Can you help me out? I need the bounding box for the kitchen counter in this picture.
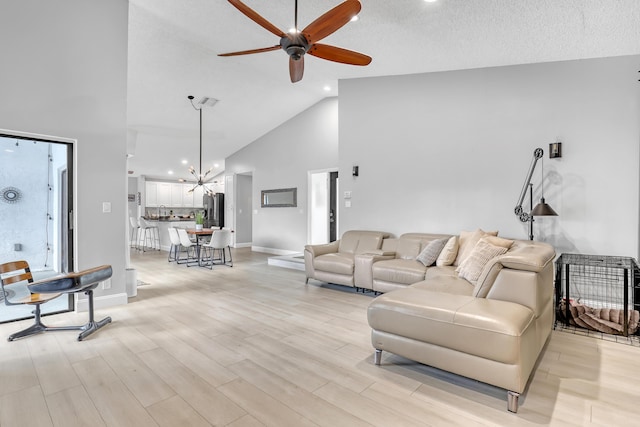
[142,216,194,222]
[139,219,196,251]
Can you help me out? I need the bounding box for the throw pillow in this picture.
[454,228,498,266]
[436,236,458,267]
[416,238,448,266]
[456,239,509,283]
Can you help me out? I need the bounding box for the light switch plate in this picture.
[344,191,352,199]
[102,202,111,213]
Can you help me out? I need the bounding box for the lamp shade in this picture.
[531,198,558,216]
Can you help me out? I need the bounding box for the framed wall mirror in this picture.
[261,188,297,208]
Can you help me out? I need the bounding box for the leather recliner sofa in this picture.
[304,230,391,287]
[306,229,556,413]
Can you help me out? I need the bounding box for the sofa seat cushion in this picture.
[368,288,535,364]
[372,259,427,285]
[314,253,354,275]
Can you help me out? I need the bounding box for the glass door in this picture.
[0,133,74,322]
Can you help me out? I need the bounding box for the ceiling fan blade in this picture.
[308,44,371,66]
[227,0,287,38]
[218,45,281,57]
[302,0,361,44]
[289,57,304,83]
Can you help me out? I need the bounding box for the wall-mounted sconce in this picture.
[549,142,562,158]
[352,166,359,177]
[514,148,558,240]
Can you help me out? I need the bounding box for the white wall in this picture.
[339,55,640,258]
[235,174,253,245]
[225,98,339,253]
[0,0,129,305]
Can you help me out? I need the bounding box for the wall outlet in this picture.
[102,279,111,290]
[345,200,352,208]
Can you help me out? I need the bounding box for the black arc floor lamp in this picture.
[514,147,558,240]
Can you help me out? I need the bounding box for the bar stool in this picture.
[129,217,140,250]
[139,218,160,251]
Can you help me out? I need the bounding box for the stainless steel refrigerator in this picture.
[203,193,224,229]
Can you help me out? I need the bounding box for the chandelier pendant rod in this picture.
[199,107,203,181]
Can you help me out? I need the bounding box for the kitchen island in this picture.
[140,217,195,251]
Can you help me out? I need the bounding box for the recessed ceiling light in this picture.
[424,0,438,3]
[323,85,331,91]
[4,149,14,153]
[214,163,219,168]
[181,159,188,164]
[168,170,174,175]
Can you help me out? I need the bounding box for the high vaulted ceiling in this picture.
[127,0,640,181]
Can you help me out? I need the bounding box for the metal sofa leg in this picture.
[373,349,382,365]
[507,391,519,413]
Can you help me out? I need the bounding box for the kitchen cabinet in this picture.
[171,183,184,207]
[182,183,194,207]
[145,182,158,207]
[193,185,204,208]
[157,183,171,206]
[145,180,204,208]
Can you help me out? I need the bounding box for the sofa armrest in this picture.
[304,240,339,258]
[354,253,395,289]
[362,250,396,257]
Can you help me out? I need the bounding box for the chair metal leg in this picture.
[76,289,111,341]
[7,303,101,341]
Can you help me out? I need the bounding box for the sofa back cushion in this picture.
[396,239,422,259]
[338,230,390,255]
[397,233,451,260]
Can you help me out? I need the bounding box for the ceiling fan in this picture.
[219,0,372,83]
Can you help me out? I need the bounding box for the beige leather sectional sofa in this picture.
[305,230,556,413]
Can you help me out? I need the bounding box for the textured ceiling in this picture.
[127,0,640,181]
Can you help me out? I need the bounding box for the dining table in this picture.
[186,228,215,266]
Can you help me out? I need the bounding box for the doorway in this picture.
[0,133,74,323]
[308,169,338,245]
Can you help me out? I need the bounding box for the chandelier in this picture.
[187,95,219,195]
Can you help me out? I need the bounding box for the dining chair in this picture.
[200,229,233,269]
[0,260,63,341]
[167,227,182,262]
[176,228,198,266]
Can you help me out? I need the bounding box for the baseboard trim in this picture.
[235,242,252,248]
[252,246,299,256]
[75,292,128,312]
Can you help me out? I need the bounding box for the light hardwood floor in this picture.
[1,248,639,426]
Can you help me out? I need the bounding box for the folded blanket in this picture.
[558,299,639,335]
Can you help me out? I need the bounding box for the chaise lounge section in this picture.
[367,237,556,412]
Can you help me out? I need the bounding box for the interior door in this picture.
[329,171,338,242]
